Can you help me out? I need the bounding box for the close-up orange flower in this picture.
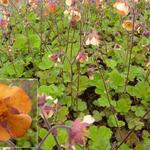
[0,0,9,6]
[0,84,32,141]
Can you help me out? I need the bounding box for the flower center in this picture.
[0,101,8,122]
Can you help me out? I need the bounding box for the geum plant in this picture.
[0,0,150,149]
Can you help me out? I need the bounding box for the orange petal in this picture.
[0,84,10,100]
[7,114,32,138]
[0,84,32,113]
[0,125,10,141]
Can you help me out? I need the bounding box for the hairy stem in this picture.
[40,107,61,150]
[37,125,70,150]
[7,140,16,148]
[94,56,123,140]
[124,3,136,92]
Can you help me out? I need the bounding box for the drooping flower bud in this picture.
[86,29,100,46]
[0,18,8,29]
[48,53,61,65]
[68,115,95,146]
[143,31,150,37]
[76,51,88,63]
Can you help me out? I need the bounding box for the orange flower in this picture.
[46,2,57,13]
[113,1,130,16]
[122,20,134,31]
[0,0,9,6]
[0,84,32,141]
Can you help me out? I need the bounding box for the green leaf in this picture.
[57,128,68,144]
[38,84,64,97]
[38,52,53,70]
[129,66,145,80]
[109,69,125,90]
[56,106,68,122]
[135,144,145,150]
[3,61,24,77]
[115,98,131,113]
[126,115,144,130]
[107,115,125,127]
[13,34,27,49]
[105,59,117,69]
[78,76,89,92]
[127,81,150,103]
[75,99,87,111]
[90,73,105,94]
[93,110,103,122]
[135,81,150,99]
[97,96,110,107]
[28,34,41,49]
[131,106,146,117]
[96,96,116,107]
[88,126,112,150]
[119,143,132,150]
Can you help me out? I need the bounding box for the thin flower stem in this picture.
[124,2,136,92]
[39,0,44,59]
[25,5,32,54]
[94,56,123,140]
[124,32,130,67]
[82,145,85,150]
[51,14,66,48]
[76,21,82,110]
[70,29,76,59]
[40,107,61,150]
[63,25,71,63]
[37,125,70,150]
[70,29,76,106]
[76,62,80,110]
[7,140,16,148]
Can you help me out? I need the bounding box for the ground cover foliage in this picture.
[0,0,150,150]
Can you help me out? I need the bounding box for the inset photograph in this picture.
[0,79,37,148]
